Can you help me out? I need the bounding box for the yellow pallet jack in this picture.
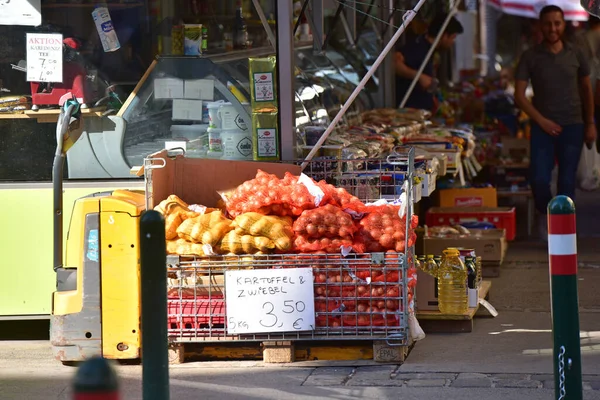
[49,96,145,363]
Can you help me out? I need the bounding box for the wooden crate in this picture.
[167,338,414,364]
[415,281,492,333]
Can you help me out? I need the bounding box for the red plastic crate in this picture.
[426,207,516,241]
[167,295,225,330]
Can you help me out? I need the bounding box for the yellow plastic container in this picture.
[437,248,468,314]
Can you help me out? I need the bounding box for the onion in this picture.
[306,224,318,236]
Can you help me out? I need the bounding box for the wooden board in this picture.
[168,339,413,364]
[416,280,492,322]
[0,107,106,123]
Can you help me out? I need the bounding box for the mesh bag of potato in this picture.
[232,212,293,251]
[177,211,233,247]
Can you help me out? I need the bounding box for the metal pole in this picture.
[72,357,120,400]
[251,0,277,51]
[345,0,357,43]
[301,0,428,170]
[310,0,324,52]
[276,0,296,161]
[140,210,170,400]
[399,2,460,108]
[547,196,582,400]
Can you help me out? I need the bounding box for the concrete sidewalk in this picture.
[2,187,600,398]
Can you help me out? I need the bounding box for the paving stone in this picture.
[451,378,492,388]
[303,376,347,386]
[352,366,396,380]
[346,379,403,387]
[490,373,529,380]
[456,372,489,380]
[584,382,593,391]
[406,379,447,387]
[303,367,353,386]
[543,380,555,390]
[396,373,457,380]
[588,381,600,390]
[495,379,540,389]
[310,367,354,377]
[531,374,556,381]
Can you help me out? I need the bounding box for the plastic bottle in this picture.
[464,256,477,290]
[475,256,482,289]
[437,248,468,314]
[416,255,426,272]
[92,5,121,53]
[424,255,439,277]
[233,0,248,50]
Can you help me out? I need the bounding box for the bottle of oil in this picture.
[434,255,442,269]
[424,255,439,277]
[475,256,482,289]
[416,255,426,271]
[437,248,468,314]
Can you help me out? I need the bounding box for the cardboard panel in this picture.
[148,150,301,207]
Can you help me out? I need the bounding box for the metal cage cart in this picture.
[154,147,417,352]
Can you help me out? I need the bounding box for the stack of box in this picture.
[248,56,280,161]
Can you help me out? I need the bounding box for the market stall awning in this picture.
[488,0,590,20]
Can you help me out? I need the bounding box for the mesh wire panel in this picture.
[166,252,410,344]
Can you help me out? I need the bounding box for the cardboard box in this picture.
[419,172,437,197]
[422,229,507,263]
[501,137,530,162]
[148,150,301,208]
[416,268,438,311]
[438,187,497,208]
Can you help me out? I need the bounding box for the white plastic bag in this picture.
[576,145,600,191]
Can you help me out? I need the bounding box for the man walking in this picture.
[514,5,597,239]
[395,13,464,110]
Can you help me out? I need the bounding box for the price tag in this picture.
[225,268,315,334]
[26,33,63,83]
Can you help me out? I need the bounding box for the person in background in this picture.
[395,13,463,111]
[514,5,597,240]
[574,16,600,151]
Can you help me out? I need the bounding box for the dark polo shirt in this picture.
[396,35,434,110]
[515,42,590,125]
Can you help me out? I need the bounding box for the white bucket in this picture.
[206,101,225,128]
[218,103,248,131]
[222,129,253,160]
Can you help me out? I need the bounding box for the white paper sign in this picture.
[26,33,63,83]
[0,0,41,26]
[184,79,214,100]
[172,99,203,121]
[154,78,184,99]
[225,268,315,334]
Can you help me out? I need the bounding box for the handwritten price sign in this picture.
[26,33,63,83]
[225,268,315,334]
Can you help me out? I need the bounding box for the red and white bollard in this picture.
[547,195,582,400]
[73,356,119,400]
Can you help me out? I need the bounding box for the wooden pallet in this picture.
[415,280,492,334]
[168,337,414,365]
